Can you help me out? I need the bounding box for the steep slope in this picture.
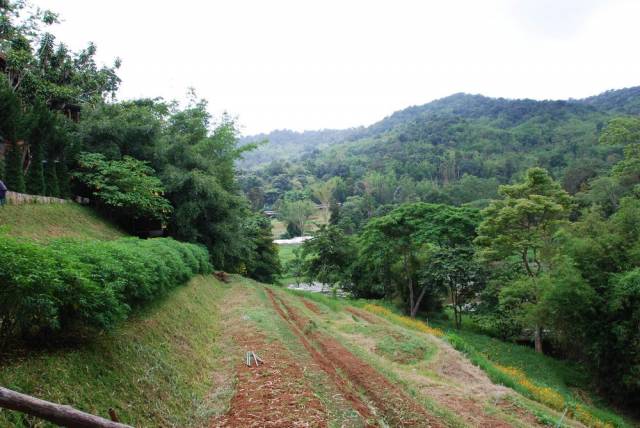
[0,203,125,241]
[0,275,229,427]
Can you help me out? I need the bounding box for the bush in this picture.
[0,236,211,345]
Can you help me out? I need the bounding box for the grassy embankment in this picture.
[0,203,125,241]
[0,276,229,427]
[0,203,226,426]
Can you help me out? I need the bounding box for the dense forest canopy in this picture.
[240,89,640,212]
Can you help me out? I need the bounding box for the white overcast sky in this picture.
[30,0,640,135]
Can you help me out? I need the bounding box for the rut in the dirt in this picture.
[212,290,328,428]
[267,291,377,426]
[267,289,444,428]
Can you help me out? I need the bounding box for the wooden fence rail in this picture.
[0,386,132,428]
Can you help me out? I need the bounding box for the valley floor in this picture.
[0,275,625,427]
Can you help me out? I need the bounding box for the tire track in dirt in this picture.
[267,291,377,426]
[267,289,444,428]
[211,283,328,428]
[302,299,321,315]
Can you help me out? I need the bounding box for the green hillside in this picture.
[0,204,125,242]
[241,87,640,211]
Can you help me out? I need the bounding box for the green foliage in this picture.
[0,276,228,427]
[302,225,355,288]
[73,152,172,225]
[242,214,282,283]
[419,246,486,328]
[356,202,480,316]
[3,140,24,192]
[0,235,211,346]
[278,199,315,236]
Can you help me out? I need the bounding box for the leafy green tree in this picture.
[4,140,24,192]
[279,199,315,237]
[155,100,255,271]
[420,246,486,329]
[607,268,640,400]
[311,177,340,222]
[284,246,305,287]
[73,152,172,226]
[360,203,479,317]
[302,225,355,291]
[476,167,572,352]
[78,100,167,161]
[242,214,281,283]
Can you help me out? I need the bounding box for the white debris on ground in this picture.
[287,282,326,293]
[274,236,312,245]
[287,282,350,297]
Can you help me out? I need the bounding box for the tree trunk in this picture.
[404,254,415,317]
[0,386,131,428]
[534,325,543,353]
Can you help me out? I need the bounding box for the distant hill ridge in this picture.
[239,85,640,170]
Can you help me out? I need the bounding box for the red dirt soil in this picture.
[346,307,379,324]
[302,299,321,315]
[268,290,444,428]
[211,328,327,428]
[267,292,376,426]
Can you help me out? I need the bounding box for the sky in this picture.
[30,0,640,135]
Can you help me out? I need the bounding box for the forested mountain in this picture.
[243,87,640,172]
[239,127,364,169]
[242,87,640,211]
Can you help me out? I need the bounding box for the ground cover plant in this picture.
[0,235,211,346]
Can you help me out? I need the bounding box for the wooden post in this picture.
[108,408,120,422]
[0,386,132,428]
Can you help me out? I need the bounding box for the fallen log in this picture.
[0,386,132,428]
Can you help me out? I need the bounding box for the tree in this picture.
[420,246,486,329]
[302,225,355,291]
[311,177,339,222]
[73,152,172,226]
[284,246,305,287]
[475,167,572,353]
[242,214,281,283]
[360,203,480,317]
[279,199,315,237]
[0,77,25,192]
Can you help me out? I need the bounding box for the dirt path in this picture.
[210,282,328,428]
[267,289,444,428]
[211,329,327,427]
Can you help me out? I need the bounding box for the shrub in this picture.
[0,236,211,346]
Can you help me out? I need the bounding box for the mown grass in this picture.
[0,203,125,241]
[0,275,226,427]
[293,292,634,428]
